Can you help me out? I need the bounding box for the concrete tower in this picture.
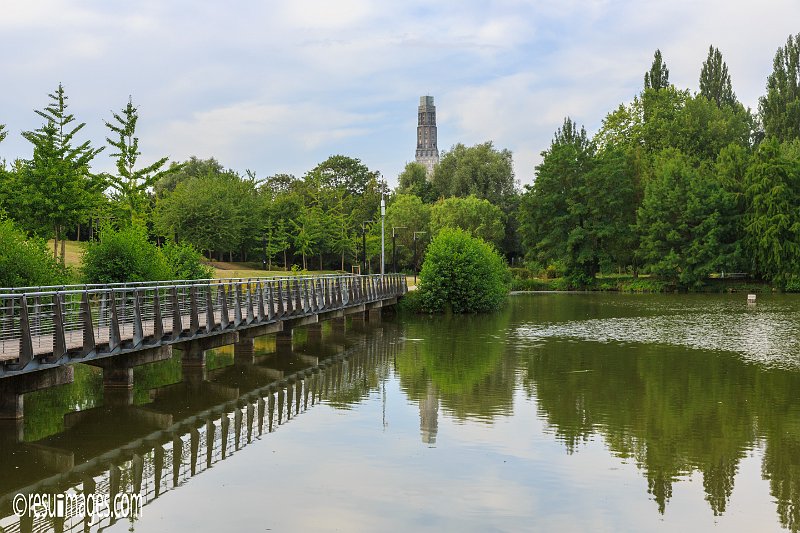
[415,96,439,175]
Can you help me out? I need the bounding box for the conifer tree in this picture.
[105,97,175,226]
[700,45,736,107]
[21,83,105,262]
[759,33,800,142]
[0,123,6,144]
[644,49,670,90]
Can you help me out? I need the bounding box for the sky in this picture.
[0,0,799,188]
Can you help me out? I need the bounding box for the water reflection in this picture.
[390,294,800,531]
[0,321,397,533]
[6,294,800,531]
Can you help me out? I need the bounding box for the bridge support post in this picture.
[331,317,346,334]
[86,345,172,390]
[276,328,293,354]
[306,322,323,341]
[367,308,382,323]
[0,366,74,420]
[0,418,24,444]
[234,338,256,365]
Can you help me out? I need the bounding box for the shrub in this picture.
[0,216,71,288]
[162,241,213,280]
[416,228,509,313]
[83,225,173,283]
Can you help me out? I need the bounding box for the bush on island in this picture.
[0,215,72,288]
[82,225,173,283]
[416,228,510,313]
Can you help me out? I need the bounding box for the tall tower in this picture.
[415,96,439,175]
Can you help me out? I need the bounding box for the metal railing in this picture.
[0,274,407,377]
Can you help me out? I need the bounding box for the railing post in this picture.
[348,277,355,305]
[153,288,164,341]
[109,291,122,351]
[81,292,95,355]
[133,289,144,348]
[234,284,243,326]
[320,279,328,310]
[189,286,200,335]
[52,292,67,361]
[267,282,276,320]
[219,285,230,329]
[205,286,216,333]
[246,283,255,324]
[16,295,34,369]
[257,282,266,322]
[304,279,313,313]
[171,287,182,339]
[293,279,303,315]
[279,280,289,316]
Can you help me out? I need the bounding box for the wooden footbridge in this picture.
[0,274,406,419]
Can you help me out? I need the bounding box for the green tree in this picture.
[518,118,595,275]
[742,138,800,283]
[291,205,325,270]
[154,156,225,198]
[644,49,670,90]
[154,169,256,260]
[0,123,6,144]
[397,161,434,202]
[759,33,800,142]
[429,195,504,248]
[19,84,105,263]
[104,97,177,226]
[636,149,729,287]
[430,141,516,207]
[700,45,736,108]
[386,193,432,270]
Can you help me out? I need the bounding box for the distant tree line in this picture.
[518,35,800,288]
[2,33,799,288]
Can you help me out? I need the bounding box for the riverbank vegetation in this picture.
[1,34,800,292]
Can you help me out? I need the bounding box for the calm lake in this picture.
[3,292,800,532]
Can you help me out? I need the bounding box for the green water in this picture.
[5,293,800,532]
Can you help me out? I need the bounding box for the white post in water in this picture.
[380,196,386,275]
[747,294,757,304]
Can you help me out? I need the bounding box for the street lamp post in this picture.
[380,196,386,276]
[413,231,426,285]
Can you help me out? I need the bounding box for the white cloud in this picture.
[0,0,799,186]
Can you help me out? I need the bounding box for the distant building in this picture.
[415,96,439,175]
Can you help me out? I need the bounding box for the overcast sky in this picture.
[1,1,798,188]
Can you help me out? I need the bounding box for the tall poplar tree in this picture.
[644,49,670,90]
[700,45,736,107]
[105,96,175,226]
[759,33,800,142]
[21,83,105,262]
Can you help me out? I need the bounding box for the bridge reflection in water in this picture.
[0,318,397,533]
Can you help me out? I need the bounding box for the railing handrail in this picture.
[0,273,392,300]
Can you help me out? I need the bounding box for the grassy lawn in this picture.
[49,242,378,281]
[47,240,84,268]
